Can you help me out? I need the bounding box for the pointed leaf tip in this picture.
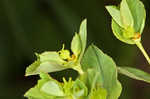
[105,5,123,27]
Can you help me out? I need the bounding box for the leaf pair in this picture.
[24,73,88,99]
[25,19,87,76]
[106,0,146,44]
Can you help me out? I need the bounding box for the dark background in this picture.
[0,0,150,99]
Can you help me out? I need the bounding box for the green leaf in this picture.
[78,19,87,61]
[125,0,146,33]
[37,73,64,96]
[105,6,123,27]
[41,81,64,96]
[24,85,54,99]
[81,45,122,99]
[25,60,41,76]
[111,19,135,44]
[24,73,59,99]
[71,33,82,58]
[25,52,69,76]
[120,0,133,27]
[118,67,150,84]
[25,61,67,76]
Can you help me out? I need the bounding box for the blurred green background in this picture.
[0,0,150,99]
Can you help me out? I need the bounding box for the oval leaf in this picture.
[81,45,122,99]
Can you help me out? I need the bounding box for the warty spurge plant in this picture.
[25,19,108,99]
[25,0,150,99]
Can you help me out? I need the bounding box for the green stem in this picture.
[73,65,84,75]
[135,41,150,65]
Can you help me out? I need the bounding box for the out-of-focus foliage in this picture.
[0,0,150,99]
